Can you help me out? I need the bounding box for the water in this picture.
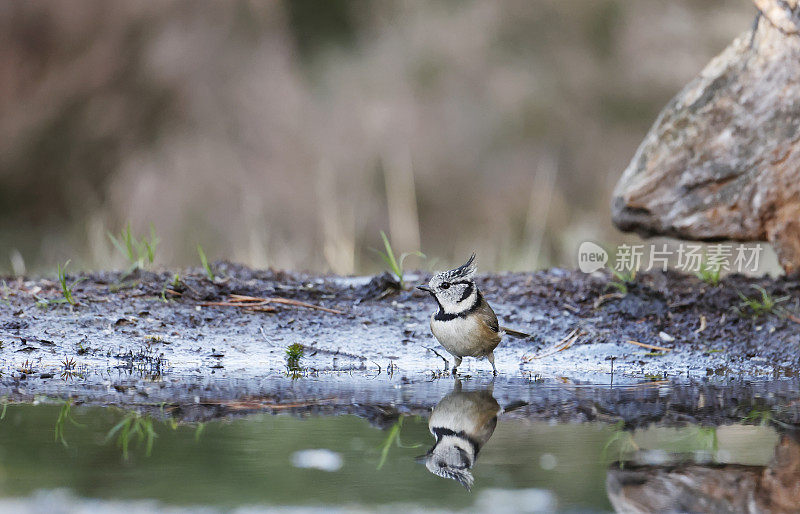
[0,382,792,512]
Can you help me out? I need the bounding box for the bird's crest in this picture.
[440,253,477,282]
[429,466,474,491]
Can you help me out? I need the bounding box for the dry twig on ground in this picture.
[522,328,583,361]
[626,340,672,352]
[199,294,344,315]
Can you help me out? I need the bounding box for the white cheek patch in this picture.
[453,290,477,312]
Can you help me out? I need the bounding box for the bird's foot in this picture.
[487,352,497,376]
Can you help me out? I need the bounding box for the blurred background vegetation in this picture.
[0,0,757,275]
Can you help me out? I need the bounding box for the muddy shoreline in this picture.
[1,263,799,425]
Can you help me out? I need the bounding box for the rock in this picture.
[612,0,800,274]
[607,435,800,513]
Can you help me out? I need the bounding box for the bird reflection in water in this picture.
[418,380,501,490]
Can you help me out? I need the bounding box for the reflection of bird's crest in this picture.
[420,382,500,491]
[427,462,474,491]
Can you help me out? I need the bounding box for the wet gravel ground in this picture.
[1,263,799,424]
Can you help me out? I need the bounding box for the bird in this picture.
[418,380,500,490]
[417,253,527,375]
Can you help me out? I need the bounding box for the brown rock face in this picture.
[611,0,800,274]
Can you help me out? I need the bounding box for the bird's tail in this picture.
[502,400,529,413]
[501,326,531,339]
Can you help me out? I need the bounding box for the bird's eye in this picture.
[440,282,450,289]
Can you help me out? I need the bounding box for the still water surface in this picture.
[0,384,789,512]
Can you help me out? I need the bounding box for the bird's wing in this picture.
[476,297,500,333]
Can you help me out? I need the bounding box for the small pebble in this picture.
[659,331,675,342]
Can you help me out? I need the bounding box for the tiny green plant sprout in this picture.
[737,285,790,318]
[376,415,422,470]
[197,244,215,281]
[285,343,304,370]
[608,267,636,295]
[601,420,639,469]
[160,273,182,303]
[108,223,159,272]
[194,422,205,443]
[57,260,84,306]
[374,231,425,290]
[54,400,84,447]
[692,426,719,454]
[105,410,158,460]
[696,257,722,286]
[743,408,774,427]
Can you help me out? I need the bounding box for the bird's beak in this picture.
[414,454,429,464]
[417,285,432,293]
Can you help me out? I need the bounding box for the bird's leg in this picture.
[487,352,497,376]
[452,356,462,375]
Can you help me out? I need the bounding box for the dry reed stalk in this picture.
[200,294,344,315]
[625,340,672,352]
[522,328,582,361]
